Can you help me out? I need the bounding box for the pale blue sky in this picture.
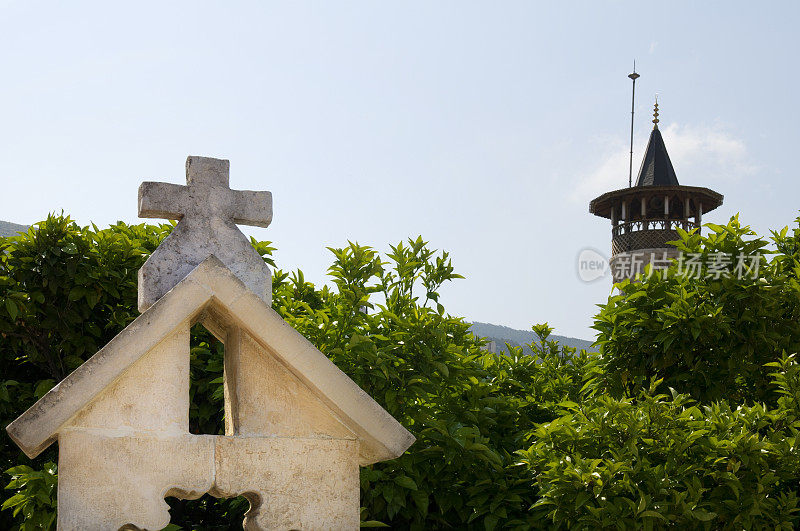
[1,1,798,339]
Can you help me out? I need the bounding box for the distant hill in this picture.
[0,221,28,238]
[469,321,596,354]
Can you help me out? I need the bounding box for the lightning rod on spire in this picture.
[627,61,640,188]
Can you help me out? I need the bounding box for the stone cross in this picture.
[137,156,273,312]
[7,155,415,529]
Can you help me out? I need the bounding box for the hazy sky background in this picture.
[1,1,798,339]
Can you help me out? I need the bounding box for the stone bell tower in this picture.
[589,100,724,282]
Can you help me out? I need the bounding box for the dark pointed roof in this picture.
[634,126,679,187]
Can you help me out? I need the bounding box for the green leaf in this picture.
[394,475,417,490]
[67,286,84,301]
[5,298,18,320]
[692,509,717,522]
[34,380,55,399]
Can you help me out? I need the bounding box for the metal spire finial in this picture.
[627,61,640,187]
[652,95,659,128]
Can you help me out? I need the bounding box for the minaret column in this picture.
[621,201,628,232]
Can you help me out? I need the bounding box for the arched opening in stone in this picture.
[188,323,226,435]
[160,493,253,530]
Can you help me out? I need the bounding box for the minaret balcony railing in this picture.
[612,219,698,237]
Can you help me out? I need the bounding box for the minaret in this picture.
[589,99,724,282]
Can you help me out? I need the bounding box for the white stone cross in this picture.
[137,156,273,312]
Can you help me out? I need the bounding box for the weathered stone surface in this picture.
[58,431,215,531]
[223,326,356,439]
[58,434,360,531]
[212,437,360,530]
[69,325,190,434]
[137,156,273,312]
[225,283,415,464]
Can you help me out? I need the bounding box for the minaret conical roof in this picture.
[634,102,679,187]
[589,94,723,228]
[635,126,679,187]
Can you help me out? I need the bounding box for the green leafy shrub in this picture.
[3,213,800,530]
[1,463,57,530]
[271,238,595,529]
[2,216,588,529]
[519,354,800,528]
[594,215,800,403]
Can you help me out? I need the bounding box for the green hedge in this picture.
[2,214,800,529]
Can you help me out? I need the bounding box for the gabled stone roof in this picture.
[7,256,415,464]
